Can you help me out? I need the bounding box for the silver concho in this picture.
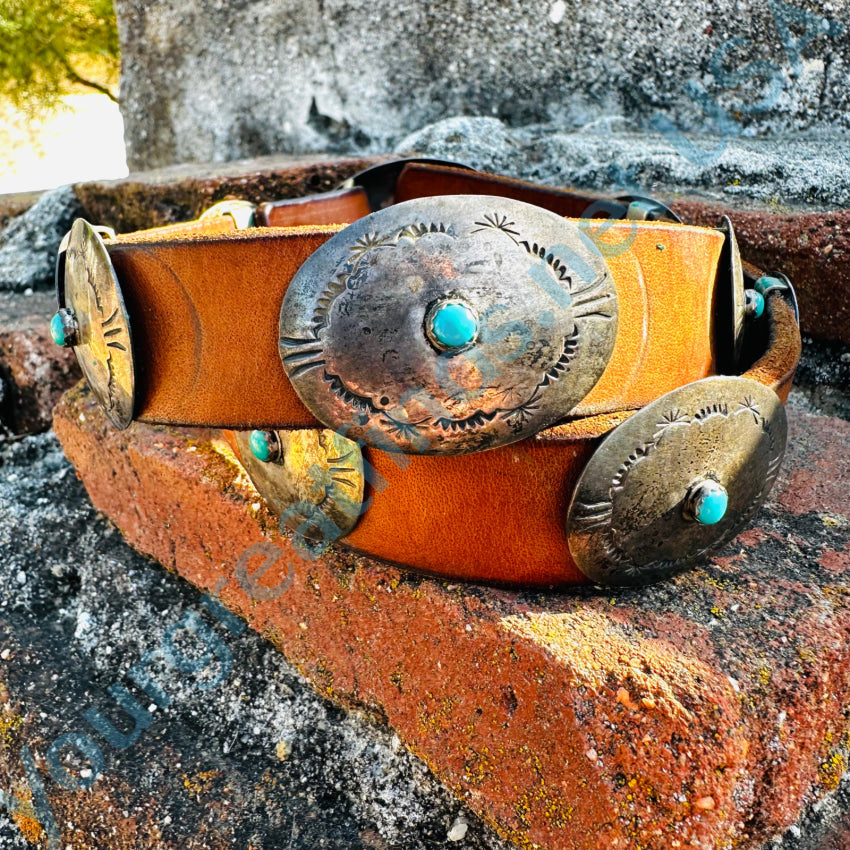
[63,219,135,429]
[566,376,787,587]
[233,429,364,554]
[279,196,618,455]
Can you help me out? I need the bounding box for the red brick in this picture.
[54,384,850,850]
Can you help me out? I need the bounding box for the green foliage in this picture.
[0,0,119,116]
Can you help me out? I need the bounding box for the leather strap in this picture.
[257,187,371,227]
[396,162,631,219]
[341,295,800,585]
[106,180,724,428]
[86,166,801,587]
[110,226,341,429]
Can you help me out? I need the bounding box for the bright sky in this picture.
[0,94,128,195]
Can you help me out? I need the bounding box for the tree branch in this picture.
[61,59,118,103]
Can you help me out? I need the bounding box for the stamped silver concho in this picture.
[279,196,618,455]
[63,219,135,429]
[566,376,787,587]
[233,429,364,553]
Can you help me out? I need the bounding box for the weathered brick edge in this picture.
[54,384,850,850]
[72,154,389,233]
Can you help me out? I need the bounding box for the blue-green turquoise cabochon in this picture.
[693,480,729,525]
[50,312,66,347]
[429,301,478,349]
[754,275,782,294]
[746,289,765,319]
[249,430,272,462]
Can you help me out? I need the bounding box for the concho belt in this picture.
[51,160,802,587]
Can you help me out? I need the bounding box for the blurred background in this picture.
[3,0,848,198]
[0,0,126,193]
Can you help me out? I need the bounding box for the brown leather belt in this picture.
[52,161,802,587]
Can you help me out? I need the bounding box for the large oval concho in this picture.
[279,196,618,455]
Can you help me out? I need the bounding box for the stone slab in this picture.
[114,0,850,171]
[53,382,850,850]
[396,119,850,212]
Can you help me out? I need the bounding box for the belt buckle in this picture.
[278,194,620,455]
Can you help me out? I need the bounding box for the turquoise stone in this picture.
[754,275,781,295]
[628,200,656,217]
[430,302,478,349]
[50,312,66,347]
[249,430,272,462]
[694,481,728,525]
[746,288,765,319]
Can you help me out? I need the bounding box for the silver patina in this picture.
[234,429,364,553]
[279,196,618,455]
[62,219,136,430]
[566,375,787,587]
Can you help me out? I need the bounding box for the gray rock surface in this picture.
[114,0,850,172]
[0,187,83,293]
[0,431,513,849]
[792,335,850,420]
[395,117,850,209]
